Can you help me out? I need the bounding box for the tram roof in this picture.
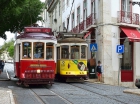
[58,38,87,43]
[16,27,56,40]
[57,32,84,39]
[57,32,86,43]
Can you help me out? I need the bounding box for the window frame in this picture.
[71,45,80,59]
[33,42,45,59]
[61,45,69,59]
[46,45,54,60]
[22,42,32,59]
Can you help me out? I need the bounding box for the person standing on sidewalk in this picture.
[96,61,103,82]
[87,56,96,78]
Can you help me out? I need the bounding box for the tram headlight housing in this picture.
[37,69,41,73]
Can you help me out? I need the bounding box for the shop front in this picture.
[120,27,140,83]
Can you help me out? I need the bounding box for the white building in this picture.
[42,0,62,36]
[43,0,140,88]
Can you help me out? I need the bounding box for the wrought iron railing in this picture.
[71,13,96,33]
[117,11,139,25]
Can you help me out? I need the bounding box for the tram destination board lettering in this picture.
[30,64,47,68]
[25,28,52,33]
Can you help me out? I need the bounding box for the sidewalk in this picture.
[86,78,140,96]
[0,69,15,104]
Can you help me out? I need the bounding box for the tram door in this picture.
[14,44,20,77]
[18,44,20,62]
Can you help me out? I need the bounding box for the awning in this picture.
[84,31,92,39]
[120,27,140,42]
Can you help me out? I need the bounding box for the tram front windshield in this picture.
[22,42,54,60]
[61,45,87,59]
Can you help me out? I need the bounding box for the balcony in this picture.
[117,11,139,25]
[71,13,96,33]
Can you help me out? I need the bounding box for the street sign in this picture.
[116,45,124,53]
[90,43,98,52]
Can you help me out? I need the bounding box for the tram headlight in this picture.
[37,69,41,73]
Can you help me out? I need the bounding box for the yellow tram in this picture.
[56,32,88,82]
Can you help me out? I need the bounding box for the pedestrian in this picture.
[88,55,96,78]
[1,60,5,72]
[0,60,2,74]
[96,61,103,82]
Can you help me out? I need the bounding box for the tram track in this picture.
[29,89,46,104]
[29,85,73,104]
[69,83,128,104]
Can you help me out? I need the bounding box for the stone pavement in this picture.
[0,69,140,104]
[0,69,15,104]
[86,78,140,96]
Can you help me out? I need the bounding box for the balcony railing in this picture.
[117,11,139,25]
[79,20,85,32]
[71,13,96,33]
[86,13,96,28]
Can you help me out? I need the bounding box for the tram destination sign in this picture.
[24,27,52,33]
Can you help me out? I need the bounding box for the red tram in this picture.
[14,27,57,86]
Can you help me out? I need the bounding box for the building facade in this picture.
[43,0,140,88]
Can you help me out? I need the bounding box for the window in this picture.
[46,43,54,59]
[62,0,65,11]
[67,0,69,6]
[59,26,61,32]
[59,1,61,16]
[63,22,65,30]
[52,14,53,24]
[77,6,80,25]
[121,0,131,23]
[55,7,57,19]
[67,17,69,30]
[83,0,87,20]
[22,42,31,59]
[33,42,44,59]
[122,0,130,12]
[81,45,86,59]
[46,11,48,20]
[71,45,80,59]
[91,0,96,19]
[61,45,69,59]
[71,12,75,28]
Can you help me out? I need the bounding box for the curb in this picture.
[7,90,15,104]
[123,89,140,96]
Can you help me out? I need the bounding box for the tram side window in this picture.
[71,45,80,59]
[61,45,69,59]
[33,42,44,59]
[81,45,86,59]
[46,44,53,59]
[22,42,31,59]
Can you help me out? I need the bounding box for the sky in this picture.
[40,0,45,2]
[0,0,45,46]
[0,32,15,46]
